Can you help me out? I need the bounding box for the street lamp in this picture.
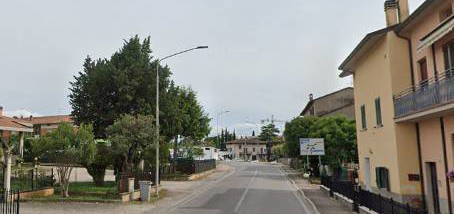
[155,46,208,197]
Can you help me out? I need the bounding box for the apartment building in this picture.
[226,137,267,161]
[340,0,454,213]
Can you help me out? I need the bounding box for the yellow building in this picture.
[341,0,454,213]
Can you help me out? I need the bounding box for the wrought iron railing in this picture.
[394,69,454,118]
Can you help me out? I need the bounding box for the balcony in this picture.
[394,70,454,121]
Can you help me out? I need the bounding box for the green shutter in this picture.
[375,98,382,126]
[376,167,382,188]
[361,105,367,130]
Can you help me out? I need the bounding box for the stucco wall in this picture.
[312,88,355,120]
[353,32,420,201]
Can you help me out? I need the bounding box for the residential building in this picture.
[340,0,454,213]
[300,87,355,120]
[20,115,73,136]
[0,107,33,158]
[196,147,220,161]
[226,137,267,161]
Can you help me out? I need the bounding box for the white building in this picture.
[196,147,220,160]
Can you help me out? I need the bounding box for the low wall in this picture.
[19,187,54,199]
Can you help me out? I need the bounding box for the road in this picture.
[159,161,314,214]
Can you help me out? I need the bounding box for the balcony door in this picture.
[443,41,454,77]
[419,58,429,86]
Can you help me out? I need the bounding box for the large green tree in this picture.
[283,115,357,169]
[69,36,171,138]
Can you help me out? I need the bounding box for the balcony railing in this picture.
[394,69,454,118]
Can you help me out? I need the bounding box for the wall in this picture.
[313,88,355,120]
[353,32,420,202]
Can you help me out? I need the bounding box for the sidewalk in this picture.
[283,167,353,214]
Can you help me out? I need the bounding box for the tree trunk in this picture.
[3,153,11,191]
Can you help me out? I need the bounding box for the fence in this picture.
[175,159,216,174]
[0,168,54,192]
[0,190,20,214]
[322,176,427,214]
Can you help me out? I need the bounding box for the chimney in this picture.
[309,94,314,101]
[397,0,410,22]
[385,0,399,26]
[0,106,3,117]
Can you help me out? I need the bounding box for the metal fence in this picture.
[0,168,54,192]
[322,176,427,214]
[0,190,20,214]
[394,70,454,118]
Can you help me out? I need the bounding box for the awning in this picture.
[418,16,454,51]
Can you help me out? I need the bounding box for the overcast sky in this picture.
[0,0,425,136]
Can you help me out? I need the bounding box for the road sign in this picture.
[300,138,325,156]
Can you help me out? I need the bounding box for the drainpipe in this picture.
[439,117,453,214]
[415,123,427,209]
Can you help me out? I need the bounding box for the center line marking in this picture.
[234,169,258,213]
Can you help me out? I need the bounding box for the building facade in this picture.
[340,0,454,213]
[226,137,267,161]
[20,115,73,136]
[0,107,33,158]
[300,87,355,120]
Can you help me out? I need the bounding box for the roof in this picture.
[301,87,354,115]
[0,116,33,132]
[338,26,397,77]
[20,115,73,125]
[396,0,440,34]
[226,137,266,145]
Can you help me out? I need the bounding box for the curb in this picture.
[281,167,321,214]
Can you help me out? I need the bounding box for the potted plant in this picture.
[447,171,454,182]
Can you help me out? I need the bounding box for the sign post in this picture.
[300,138,325,176]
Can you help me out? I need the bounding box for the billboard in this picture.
[300,138,325,156]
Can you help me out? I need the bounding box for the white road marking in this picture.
[280,168,313,214]
[163,166,237,214]
[234,169,258,213]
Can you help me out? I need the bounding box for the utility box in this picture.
[139,181,152,202]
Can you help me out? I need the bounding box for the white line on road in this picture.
[234,169,258,213]
[280,168,313,214]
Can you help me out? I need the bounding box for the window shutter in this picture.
[361,105,367,130]
[376,168,382,188]
[383,168,390,191]
[375,98,382,126]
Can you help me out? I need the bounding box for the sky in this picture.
[0,0,425,136]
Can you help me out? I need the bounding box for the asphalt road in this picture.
[162,161,314,214]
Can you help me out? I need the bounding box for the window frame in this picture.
[376,167,390,191]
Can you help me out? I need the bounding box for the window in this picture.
[443,41,454,77]
[376,167,390,191]
[375,97,383,126]
[419,58,428,86]
[360,105,367,130]
[205,148,210,151]
[440,7,452,22]
[245,148,248,153]
[261,148,263,154]
[253,147,256,152]
[239,145,242,149]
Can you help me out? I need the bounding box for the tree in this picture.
[32,123,96,197]
[283,115,357,170]
[69,36,171,138]
[107,114,156,173]
[81,141,113,186]
[258,123,280,161]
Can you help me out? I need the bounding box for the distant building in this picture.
[20,115,73,136]
[196,147,220,160]
[300,87,355,120]
[226,137,267,161]
[0,106,33,158]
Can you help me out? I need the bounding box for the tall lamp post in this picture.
[155,46,208,197]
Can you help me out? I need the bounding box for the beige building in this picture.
[226,137,267,161]
[340,0,454,213]
[300,87,355,120]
